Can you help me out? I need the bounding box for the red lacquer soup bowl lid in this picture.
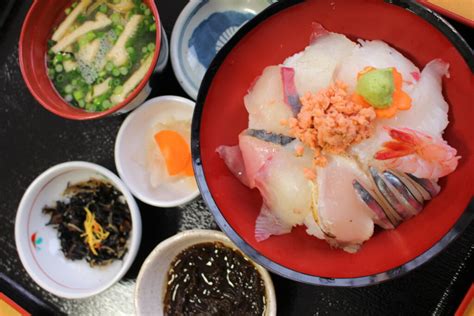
[192,0,474,286]
[19,0,161,120]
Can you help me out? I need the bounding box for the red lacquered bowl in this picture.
[19,0,161,120]
[192,0,474,286]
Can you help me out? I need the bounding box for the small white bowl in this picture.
[135,229,277,316]
[171,0,275,99]
[15,161,142,299]
[115,95,200,208]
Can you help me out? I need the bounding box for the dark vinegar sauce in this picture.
[163,242,266,316]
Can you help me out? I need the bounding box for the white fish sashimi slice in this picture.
[350,59,450,167]
[385,59,449,138]
[255,206,292,242]
[304,213,325,240]
[236,134,313,241]
[254,149,312,228]
[335,40,420,92]
[284,32,356,96]
[312,155,375,251]
[244,66,293,135]
[239,133,281,188]
[216,145,250,187]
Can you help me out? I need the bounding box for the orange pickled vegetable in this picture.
[183,160,194,176]
[154,130,193,176]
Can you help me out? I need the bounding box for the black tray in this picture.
[0,0,472,315]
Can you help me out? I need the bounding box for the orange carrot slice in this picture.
[375,103,398,118]
[392,68,403,89]
[351,93,371,108]
[357,66,375,80]
[183,160,194,176]
[393,90,412,110]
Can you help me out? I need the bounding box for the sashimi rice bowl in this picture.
[217,22,460,254]
[194,0,474,284]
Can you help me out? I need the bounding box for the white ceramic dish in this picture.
[15,161,142,299]
[154,25,170,73]
[170,0,275,99]
[115,95,199,208]
[135,229,277,315]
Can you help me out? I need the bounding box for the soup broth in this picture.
[47,0,157,112]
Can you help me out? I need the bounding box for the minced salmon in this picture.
[288,81,376,167]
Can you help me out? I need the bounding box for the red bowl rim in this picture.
[18,0,162,120]
[191,0,474,286]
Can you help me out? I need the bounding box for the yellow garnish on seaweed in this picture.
[81,206,109,255]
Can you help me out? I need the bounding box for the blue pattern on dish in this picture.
[188,11,254,69]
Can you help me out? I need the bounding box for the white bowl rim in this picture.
[15,161,142,299]
[134,229,277,315]
[115,95,200,208]
[170,0,203,100]
[170,1,276,100]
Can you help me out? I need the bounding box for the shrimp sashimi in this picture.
[375,127,460,179]
[350,59,450,167]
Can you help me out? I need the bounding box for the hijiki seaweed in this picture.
[43,178,132,267]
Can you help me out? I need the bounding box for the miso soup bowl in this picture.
[19,0,162,120]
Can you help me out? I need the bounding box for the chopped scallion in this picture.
[99,4,107,13]
[73,90,84,101]
[102,99,112,109]
[119,67,128,75]
[105,62,114,72]
[112,68,121,77]
[56,74,65,83]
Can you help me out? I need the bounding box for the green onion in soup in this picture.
[47,0,157,112]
